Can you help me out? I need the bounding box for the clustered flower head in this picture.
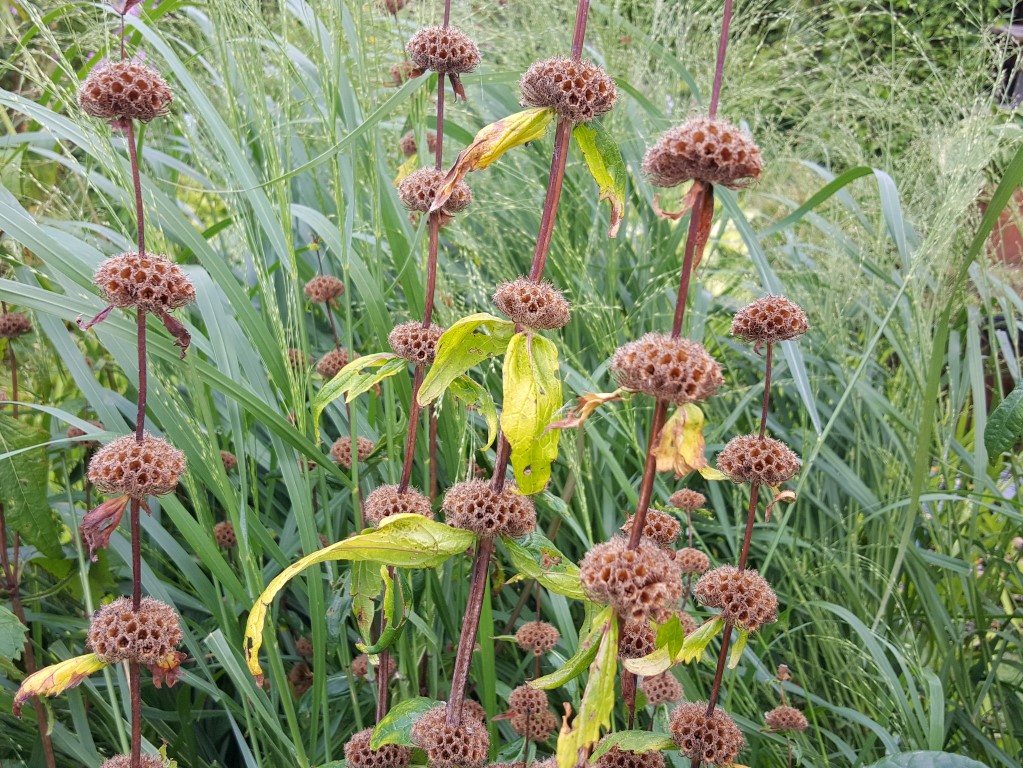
[67,419,104,445]
[352,652,370,678]
[288,348,312,370]
[612,333,723,405]
[221,450,237,471]
[406,26,481,74]
[100,756,169,768]
[669,702,745,766]
[640,671,684,707]
[364,484,434,527]
[507,685,557,742]
[316,347,350,379]
[401,130,438,158]
[515,620,560,655]
[695,565,778,632]
[717,434,799,486]
[213,520,236,548]
[508,683,547,715]
[295,636,313,658]
[0,312,32,338]
[579,537,682,622]
[398,168,473,216]
[519,57,617,123]
[78,60,173,123]
[93,252,195,314]
[88,434,185,498]
[389,321,445,366]
[87,596,182,665]
[618,619,656,659]
[442,479,536,538]
[731,296,807,345]
[669,488,705,511]
[642,116,762,189]
[675,547,710,575]
[492,278,570,330]
[764,705,808,733]
[594,743,666,768]
[331,435,375,468]
[345,728,412,768]
[410,704,490,768]
[620,509,681,547]
[304,275,345,303]
[289,661,313,695]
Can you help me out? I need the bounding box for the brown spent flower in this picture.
[442,479,536,538]
[618,620,656,660]
[731,296,807,345]
[508,684,548,715]
[220,450,237,472]
[620,509,681,547]
[288,348,313,371]
[289,661,313,696]
[0,312,32,339]
[94,252,196,314]
[213,520,236,549]
[100,756,168,768]
[88,434,185,498]
[331,436,376,468]
[304,275,345,303]
[295,636,314,659]
[594,744,665,768]
[462,699,488,722]
[411,704,490,768]
[579,538,683,622]
[67,419,104,445]
[695,565,778,632]
[642,117,762,189]
[352,653,370,678]
[669,488,705,511]
[777,663,792,682]
[398,168,472,215]
[406,26,481,74]
[515,620,560,655]
[677,611,697,636]
[640,671,684,707]
[364,484,434,527]
[676,547,710,576]
[669,702,745,766]
[78,60,172,123]
[764,705,808,733]
[717,434,799,486]
[345,728,413,768]
[389,321,445,366]
[492,278,570,330]
[519,57,617,123]
[316,347,351,379]
[612,333,723,405]
[401,130,438,158]
[87,596,182,665]
[510,709,559,742]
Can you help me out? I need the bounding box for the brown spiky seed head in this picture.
[220,450,237,471]
[316,348,351,379]
[0,312,32,339]
[612,334,723,405]
[289,661,313,695]
[676,547,710,576]
[669,702,744,766]
[519,57,617,123]
[492,278,570,330]
[677,611,697,636]
[411,704,490,768]
[579,538,683,622]
[669,489,705,511]
[352,653,370,678]
[78,60,172,123]
[88,434,185,498]
[618,620,656,660]
[406,26,481,74]
[764,705,808,733]
[67,419,104,444]
[620,509,681,547]
[508,684,548,715]
[401,130,438,158]
[510,709,559,742]
[731,296,807,344]
[594,744,665,768]
[304,275,345,303]
[515,620,560,655]
[388,321,445,366]
[442,479,536,538]
[492,761,557,768]
[288,348,312,370]
[462,699,488,722]
[87,596,182,665]
[100,756,168,768]
[93,252,196,313]
[331,436,375,468]
[295,636,314,658]
[777,663,791,681]
[364,484,434,527]
[345,728,413,768]
[695,565,778,632]
[717,434,799,486]
[642,117,762,189]
[213,521,236,548]
[398,168,472,215]
[640,671,684,707]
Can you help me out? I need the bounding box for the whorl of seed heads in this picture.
[213,521,236,549]
[764,705,809,733]
[515,620,560,655]
[620,509,681,547]
[461,699,488,722]
[401,130,438,158]
[316,347,350,379]
[295,636,313,658]
[406,26,481,74]
[304,275,345,303]
[618,620,656,659]
[670,488,706,511]
[642,117,763,189]
[87,596,182,665]
[0,312,32,338]
[510,709,559,742]
[331,436,375,469]
[67,419,104,443]
[731,296,807,345]
[78,60,172,123]
[676,547,710,575]
[410,705,490,768]
[611,334,723,405]
[492,278,570,330]
[508,684,548,715]
[677,611,697,636]
[93,252,196,313]
[579,538,683,622]
[345,728,412,768]
[640,671,685,707]
[594,744,665,768]
[88,434,185,498]
[100,756,168,768]
[289,661,313,695]
[491,760,557,768]
[398,168,472,214]
[218,451,237,472]
[519,57,617,123]
[364,484,434,527]
[442,479,536,538]
[352,653,370,678]
[717,434,800,486]
[695,565,778,632]
[389,321,445,366]
[288,348,312,370]
[669,702,745,766]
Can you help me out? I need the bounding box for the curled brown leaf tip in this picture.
[77,305,114,332]
[450,74,467,101]
[80,495,132,561]
[159,311,191,358]
[148,650,187,688]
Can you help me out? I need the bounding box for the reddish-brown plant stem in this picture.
[129,660,142,767]
[759,343,773,439]
[397,366,426,494]
[709,0,733,119]
[445,535,494,726]
[570,0,590,60]
[376,606,390,722]
[125,122,145,256]
[136,310,147,441]
[7,341,17,419]
[527,119,572,282]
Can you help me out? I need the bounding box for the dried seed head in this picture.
[87,596,182,665]
[288,348,313,371]
[401,130,438,158]
[411,704,490,768]
[389,321,445,366]
[100,756,168,768]
[669,702,745,766]
[94,252,195,314]
[398,168,472,215]
[777,664,791,681]
[442,479,536,538]
[213,520,236,548]
[764,705,808,733]
[406,26,481,74]
[695,565,778,632]
[289,661,313,695]
[508,684,548,715]
[364,484,434,527]
[67,419,104,445]
[716,434,799,486]
[352,653,370,678]
[492,278,570,330]
[579,538,683,622]
[88,434,185,498]
[677,611,697,636]
[676,547,710,575]
[461,699,488,722]
[304,275,345,303]
[669,489,705,511]
[515,620,560,655]
[383,0,409,15]
[0,312,32,338]
[345,728,413,768]
[389,61,421,86]
[519,57,617,123]
[331,436,375,468]
[639,671,684,707]
[510,709,559,742]
[620,509,681,547]
[618,619,656,659]
[295,636,313,658]
[642,117,762,189]
[611,334,723,405]
[78,60,172,123]
[731,296,807,344]
[594,744,666,768]
[316,347,351,379]
[220,450,237,471]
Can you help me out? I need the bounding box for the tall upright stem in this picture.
[125,122,145,257]
[445,536,494,725]
[709,0,733,119]
[136,311,147,440]
[527,119,573,281]
[7,342,17,419]
[759,344,773,438]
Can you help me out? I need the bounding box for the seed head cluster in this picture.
[100,756,168,768]
[401,130,438,158]
[669,702,745,766]
[511,709,559,742]
[352,653,370,678]
[389,321,445,366]
[79,61,172,123]
[364,484,434,527]
[442,479,536,538]
[461,699,488,722]
[669,489,705,511]
[67,419,104,444]
[508,684,547,715]
[612,333,723,405]
[406,26,481,74]
[764,705,808,732]
[618,620,656,659]
[717,434,799,487]
[295,636,313,658]
[620,509,681,547]
[288,348,312,370]
[731,296,807,344]
[331,436,375,468]
[87,596,182,665]
[642,117,762,189]
[213,521,236,549]
[345,728,412,768]
[519,57,617,123]
[640,671,684,707]
[675,547,711,576]
[515,620,560,655]
[0,312,31,338]
[316,348,351,379]
[492,278,570,330]
[695,565,778,632]
[221,450,237,471]
[289,661,313,695]
[411,704,490,768]
[88,434,185,498]
[594,744,665,768]
[304,275,345,303]
[398,168,472,215]
[94,252,195,314]
[579,538,683,622]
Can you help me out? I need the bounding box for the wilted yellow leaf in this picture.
[654,404,709,478]
[546,390,622,432]
[13,653,107,716]
[393,154,418,186]
[573,122,626,238]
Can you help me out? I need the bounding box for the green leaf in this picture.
[501,531,586,601]
[621,645,673,677]
[312,353,405,430]
[984,381,1023,457]
[501,333,562,495]
[572,122,627,238]
[677,617,725,664]
[531,606,612,690]
[350,560,384,645]
[656,615,687,659]
[358,566,409,654]
[0,413,63,558]
[418,314,516,406]
[589,732,676,762]
[0,605,27,660]
[861,753,989,768]
[727,628,749,669]
[448,375,499,449]
[371,696,443,748]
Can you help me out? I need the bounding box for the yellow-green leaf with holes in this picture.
[501,531,585,601]
[418,314,516,406]
[14,653,107,715]
[448,375,499,449]
[572,122,626,238]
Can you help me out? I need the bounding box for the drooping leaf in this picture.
[448,375,499,449]
[861,753,989,768]
[621,644,673,677]
[418,314,516,406]
[358,566,409,654]
[546,390,622,432]
[572,122,626,238]
[0,605,27,660]
[531,606,612,690]
[0,413,64,558]
[677,617,725,664]
[13,653,108,716]
[350,560,384,645]
[764,489,796,522]
[654,404,709,478]
[312,353,405,429]
[371,696,443,748]
[501,532,585,601]
[984,381,1023,457]
[727,628,749,669]
[589,732,676,761]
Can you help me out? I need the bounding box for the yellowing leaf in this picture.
[393,154,418,186]
[13,653,107,716]
[418,314,516,406]
[677,617,725,664]
[448,375,499,449]
[546,390,622,432]
[572,122,627,238]
[501,531,585,601]
[621,644,673,677]
[698,466,729,481]
[727,628,749,670]
[589,732,676,762]
[654,404,709,478]
[350,560,384,645]
[765,489,796,522]
[531,606,611,690]
[313,353,405,435]
[556,613,618,768]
